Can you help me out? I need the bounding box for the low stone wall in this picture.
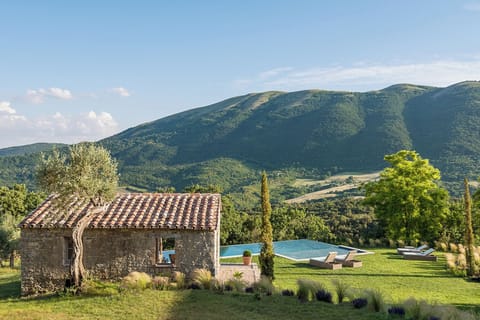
[20,228,219,295]
[217,263,261,285]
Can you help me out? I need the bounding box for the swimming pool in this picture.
[220,239,369,261]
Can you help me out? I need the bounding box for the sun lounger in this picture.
[397,244,429,255]
[334,251,362,267]
[309,252,342,269]
[403,248,437,261]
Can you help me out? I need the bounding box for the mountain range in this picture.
[2,81,480,202]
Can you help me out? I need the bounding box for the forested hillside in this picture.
[1,81,480,200]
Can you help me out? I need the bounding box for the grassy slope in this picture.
[1,82,480,198]
[1,249,478,319]
[0,143,66,157]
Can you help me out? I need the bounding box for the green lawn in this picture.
[0,249,478,320]
[272,249,479,311]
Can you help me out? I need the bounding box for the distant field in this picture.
[287,172,380,203]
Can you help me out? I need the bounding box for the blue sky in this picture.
[1,1,480,148]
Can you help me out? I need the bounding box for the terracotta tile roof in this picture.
[19,193,221,231]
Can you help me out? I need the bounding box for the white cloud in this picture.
[26,87,73,104]
[234,59,480,92]
[0,101,16,114]
[111,87,131,97]
[0,110,119,148]
[258,67,294,80]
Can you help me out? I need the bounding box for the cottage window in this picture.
[63,237,74,265]
[155,237,175,265]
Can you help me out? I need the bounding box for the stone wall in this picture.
[20,228,219,295]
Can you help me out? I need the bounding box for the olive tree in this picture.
[37,143,118,289]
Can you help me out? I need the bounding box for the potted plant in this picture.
[242,250,252,265]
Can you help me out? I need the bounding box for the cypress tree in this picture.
[259,171,275,280]
[464,178,477,277]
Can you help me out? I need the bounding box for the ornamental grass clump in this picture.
[445,252,468,276]
[152,276,170,290]
[402,298,478,320]
[253,275,275,296]
[191,268,213,290]
[121,271,152,290]
[365,289,386,312]
[225,278,246,292]
[434,241,448,252]
[296,279,324,303]
[172,271,187,290]
[403,298,439,320]
[331,279,350,303]
[449,243,458,253]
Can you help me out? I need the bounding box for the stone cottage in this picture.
[18,192,221,295]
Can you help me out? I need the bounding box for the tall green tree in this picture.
[37,143,118,289]
[0,184,44,264]
[463,178,477,277]
[259,172,274,280]
[364,150,449,243]
[271,207,331,241]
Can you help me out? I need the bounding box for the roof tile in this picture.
[19,193,221,231]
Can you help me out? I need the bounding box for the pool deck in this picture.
[220,239,374,261]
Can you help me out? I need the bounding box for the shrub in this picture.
[388,239,396,248]
[81,279,119,296]
[225,278,246,292]
[315,289,333,303]
[297,279,324,302]
[403,298,478,320]
[397,240,405,248]
[191,268,213,290]
[253,275,274,296]
[242,250,252,257]
[449,243,458,253]
[365,289,386,312]
[121,272,152,290]
[438,242,448,252]
[403,298,433,320]
[388,306,405,316]
[457,253,467,269]
[281,289,295,296]
[172,271,187,289]
[352,298,368,309]
[358,238,365,246]
[331,279,350,303]
[152,276,170,290]
[188,283,201,290]
[245,286,254,293]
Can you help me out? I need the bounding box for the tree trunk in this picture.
[9,250,16,268]
[464,178,477,277]
[71,206,106,289]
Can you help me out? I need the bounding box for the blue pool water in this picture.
[163,239,367,262]
[220,239,366,261]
